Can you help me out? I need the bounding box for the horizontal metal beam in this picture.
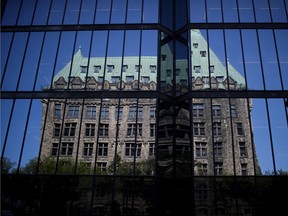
[174,90,288,103]
[2,22,287,33]
[0,90,173,101]
[1,90,287,101]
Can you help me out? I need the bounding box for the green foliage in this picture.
[1,157,16,174]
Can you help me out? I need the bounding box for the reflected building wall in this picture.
[40,30,260,177]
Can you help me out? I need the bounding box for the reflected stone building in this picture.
[40,30,259,177]
[39,30,260,214]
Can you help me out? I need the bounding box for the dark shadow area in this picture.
[2,175,288,216]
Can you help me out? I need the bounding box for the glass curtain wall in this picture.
[1,0,288,215]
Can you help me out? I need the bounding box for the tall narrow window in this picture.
[150,107,156,118]
[150,124,156,137]
[68,105,79,118]
[214,142,223,157]
[53,123,61,137]
[83,143,93,157]
[128,106,143,120]
[61,143,74,156]
[86,106,96,119]
[54,104,61,118]
[101,106,109,119]
[98,143,108,156]
[51,143,59,156]
[99,124,109,137]
[85,123,95,137]
[195,142,207,158]
[149,143,155,156]
[237,123,244,135]
[213,122,222,136]
[63,123,76,137]
[231,105,237,117]
[193,122,205,135]
[239,142,247,157]
[212,105,221,117]
[241,163,248,176]
[193,104,204,117]
[214,162,223,176]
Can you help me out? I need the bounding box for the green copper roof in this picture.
[53,30,245,88]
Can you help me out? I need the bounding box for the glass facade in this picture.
[1,0,288,215]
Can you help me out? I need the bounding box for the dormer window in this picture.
[126,76,134,83]
[202,76,209,84]
[94,65,101,73]
[161,55,167,61]
[166,69,172,77]
[98,76,104,83]
[122,65,128,72]
[150,65,156,73]
[80,66,88,73]
[209,65,215,73]
[111,76,120,83]
[176,69,180,76]
[107,65,114,72]
[135,65,142,72]
[200,51,206,57]
[142,76,150,84]
[193,43,198,48]
[216,76,224,82]
[194,66,201,73]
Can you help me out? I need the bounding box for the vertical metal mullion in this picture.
[69,0,84,173]
[131,1,145,210]
[187,0,195,211]
[54,0,69,174]
[0,0,24,88]
[36,100,51,174]
[16,99,33,173]
[14,0,40,91]
[283,0,288,21]
[13,0,41,175]
[204,0,208,23]
[267,0,274,23]
[1,0,7,21]
[205,27,218,215]
[34,0,53,172]
[1,0,39,169]
[111,0,129,208]
[222,18,239,214]
[238,27,259,177]
[91,0,113,212]
[0,99,16,163]
[90,98,102,211]
[270,29,288,128]
[253,30,278,176]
